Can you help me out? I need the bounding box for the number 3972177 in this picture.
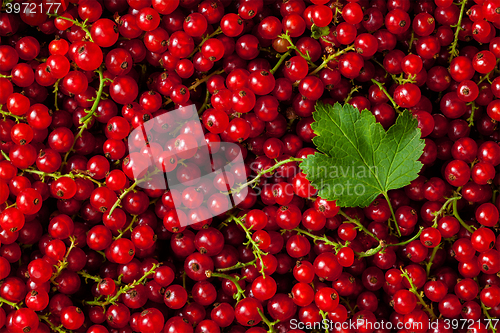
[5,2,61,14]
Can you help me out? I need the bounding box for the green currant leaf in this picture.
[300,102,425,207]
[310,24,330,40]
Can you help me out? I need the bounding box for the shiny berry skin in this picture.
[1,2,500,332]
[234,297,263,326]
[60,306,85,330]
[221,14,244,37]
[315,287,339,312]
[110,76,139,105]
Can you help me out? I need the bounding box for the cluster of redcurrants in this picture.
[0,0,499,333]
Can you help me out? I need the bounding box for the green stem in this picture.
[292,227,345,254]
[5,202,16,209]
[96,250,106,259]
[481,302,498,333]
[400,268,437,321]
[332,5,342,24]
[452,199,474,233]
[0,296,21,309]
[270,50,291,75]
[188,26,223,59]
[77,270,102,283]
[338,209,380,242]
[383,192,401,237]
[190,69,225,91]
[53,78,61,111]
[431,195,460,227]
[51,236,77,284]
[309,45,355,76]
[278,32,317,68]
[197,88,211,115]
[344,85,361,103]
[319,310,329,333]
[389,226,424,247]
[21,168,103,186]
[357,226,424,258]
[467,101,477,127]
[22,168,59,181]
[230,157,303,194]
[478,70,494,85]
[38,314,71,333]
[206,270,276,332]
[48,14,93,42]
[207,271,246,302]
[408,31,416,53]
[60,67,105,171]
[164,69,225,106]
[340,296,355,315]
[448,0,468,62]
[114,215,138,240]
[425,243,441,276]
[370,79,400,113]
[0,109,26,122]
[257,307,278,333]
[231,215,268,277]
[216,259,256,272]
[78,270,122,286]
[1,150,10,161]
[108,181,137,217]
[86,263,160,306]
[0,74,11,79]
[182,271,187,290]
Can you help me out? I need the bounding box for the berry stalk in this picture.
[338,209,380,242]
[0,110,26,123]
[292,227,347,254]
[357,226,424,258]
[370,79,401,113]
[163,69,225,106]
[452,199,474,233]
[257,307,279,333]
[38,314,70,333]
[425,243,442,276]
[53,78,62,111]
[107,181,138,217]
[86,263,160,307]
[197,88,211,115]
[21,168,103,186]
[207,271,246,302]
[467,101,478,127]
[50,236,78,284]
[230,156,303,194]
[448,0,468,62]
[400,268,437,321]
[382,192,401,237]
[319,310,329,333]
[113,215,138,240]
[215,259,257,272]
[0,296,21,309]
[278,32,317,68]
[308,44,355,76]
[78,270,123,286]
[481,302,498,333]
[60,67,106,171]
[431,195,460,227]
[48,13,93,42]
[270,50,292,75]
[188,26,223,59]
[230,214,268,277]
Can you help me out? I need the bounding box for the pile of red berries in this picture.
[0,0,499,332]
